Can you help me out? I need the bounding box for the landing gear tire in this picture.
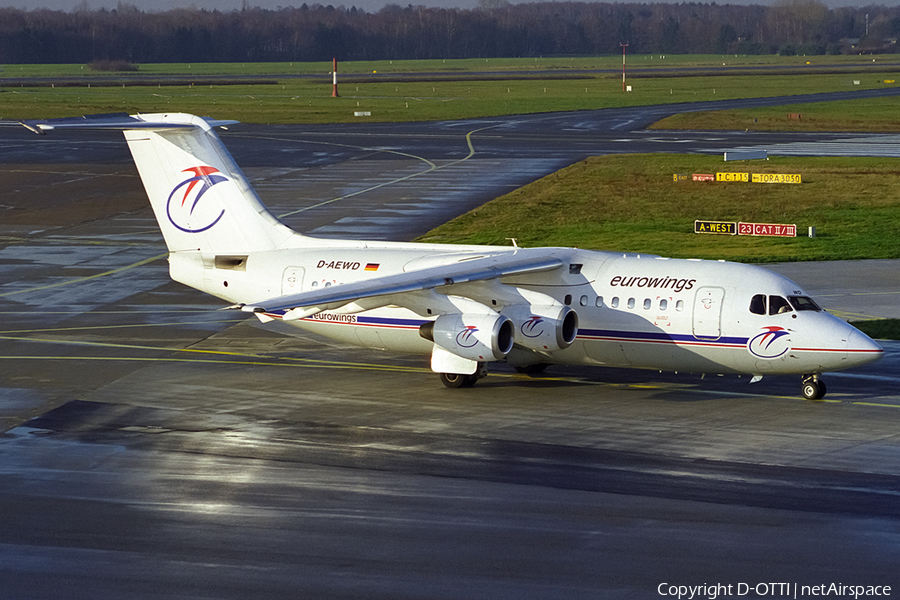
[439,372,479,388]
[801,376,827,400]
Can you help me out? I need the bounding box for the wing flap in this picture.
[241,250,565,316]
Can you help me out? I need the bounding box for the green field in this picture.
[653,95,900,132]
[5,53,900,78]
[4,55,900,124]
[0,54,891,76]
[416,153,900,263]
[852,318,900,338]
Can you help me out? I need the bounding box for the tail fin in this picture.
[23,113,297,253]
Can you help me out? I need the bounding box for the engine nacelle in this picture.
[503,304,578,353]
[420,313,514,362]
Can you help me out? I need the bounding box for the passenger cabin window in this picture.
[627,298,635,309]
[580,295,589,307]
[768,295,792,315]
[659,299,668,311]
[596,296,604,308]
[611,297,619,308]
[789,296,822,312]
[565,294,573,306]
[643,298,652,310]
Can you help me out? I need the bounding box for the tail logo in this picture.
[748,326,791,359]
[166,166,228,233]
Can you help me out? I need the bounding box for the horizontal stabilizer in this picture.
[21,113,239,134]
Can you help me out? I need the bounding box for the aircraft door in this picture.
[282,267,305,295]
[692,286,724,340]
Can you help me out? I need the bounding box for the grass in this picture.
[415,154,900,264]
[4,54,900,78]
[4,56,900,124]
[850,319,900,341]
[653,95,900,132]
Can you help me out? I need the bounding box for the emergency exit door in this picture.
[692,286,724,340]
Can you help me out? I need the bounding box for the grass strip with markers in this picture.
[4,55,900,125]
[415,154,900,264]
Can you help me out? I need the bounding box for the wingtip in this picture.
[19,121,48,135]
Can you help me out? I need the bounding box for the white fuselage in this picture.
[170,240,882,378]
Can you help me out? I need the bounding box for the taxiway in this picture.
[1,98,899,599]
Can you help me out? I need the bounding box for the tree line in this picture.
[2,0,900,65]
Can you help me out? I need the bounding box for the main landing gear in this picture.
[439,363,487,388]
[801,374,828,400]
[439,372,478,388]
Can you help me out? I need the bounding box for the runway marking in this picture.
[0,320,245,335]
[0,252,167,298]
[234,124,496,219]
[0,333,430,373]
[3,330,896,406]
[828,310,886,321]
[0,309,212,315]
[2,233,158,247]
[0,354,431,373]
[230,134,438,219]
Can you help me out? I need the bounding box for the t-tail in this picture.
[22,113,298,254]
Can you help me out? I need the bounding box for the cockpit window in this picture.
[749,294,766,315]
[768,295,793,315]
[788,296,822,312]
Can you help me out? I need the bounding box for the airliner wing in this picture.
[241,249,564,318]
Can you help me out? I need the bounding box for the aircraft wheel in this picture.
[440,372,477,388]
[801,377,827,400]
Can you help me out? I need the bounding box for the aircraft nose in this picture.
[846,328,884,367]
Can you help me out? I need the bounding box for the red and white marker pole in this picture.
[332,57,339,98]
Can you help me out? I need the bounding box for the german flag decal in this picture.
[364,263,380,271]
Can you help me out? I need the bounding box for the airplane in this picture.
[22,112,884,399]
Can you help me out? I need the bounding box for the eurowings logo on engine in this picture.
[456,325,479,348]
[166,166,228,233]
[748,326,791,359]
[521,316,545,339]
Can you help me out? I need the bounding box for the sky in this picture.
[1,0,897,13]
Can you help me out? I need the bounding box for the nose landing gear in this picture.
[801,374,827,400]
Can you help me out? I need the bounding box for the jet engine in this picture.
[503,304,578,353]
[420,313,514,362]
